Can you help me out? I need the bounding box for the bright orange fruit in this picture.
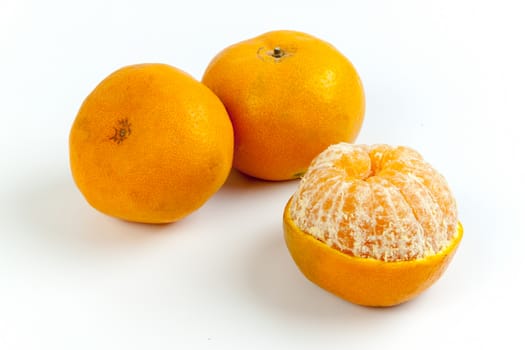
[202,30,365,181]
[69,63,234,223]
[283,143,462,306]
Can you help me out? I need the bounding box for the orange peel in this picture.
[284,201,462,307]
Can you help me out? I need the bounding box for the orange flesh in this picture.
[289,143,458,262]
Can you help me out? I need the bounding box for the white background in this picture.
[1,0,524,349]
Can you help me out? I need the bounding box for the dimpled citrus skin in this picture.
[69,63,234,223]
[284,142,462,306]
[202,30,365,181]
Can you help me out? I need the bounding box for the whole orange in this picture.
[69,63,234,224]
[284,143,462,306]
[202,30,365,181]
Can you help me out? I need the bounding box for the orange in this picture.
[69,63,234,224]
[202,30,365,181]
[283,143,462,306]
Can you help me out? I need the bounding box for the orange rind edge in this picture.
[283,198,463,307]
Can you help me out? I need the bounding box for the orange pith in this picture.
[284,142,462,306]
[289,143,458,262]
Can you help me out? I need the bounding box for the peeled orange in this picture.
[284,143,462,306]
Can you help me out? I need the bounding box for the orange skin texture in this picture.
[69,63,234,223]
[202,30,365,181]
[284,200,463,307]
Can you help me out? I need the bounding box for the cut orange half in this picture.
[283,143,462,307]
